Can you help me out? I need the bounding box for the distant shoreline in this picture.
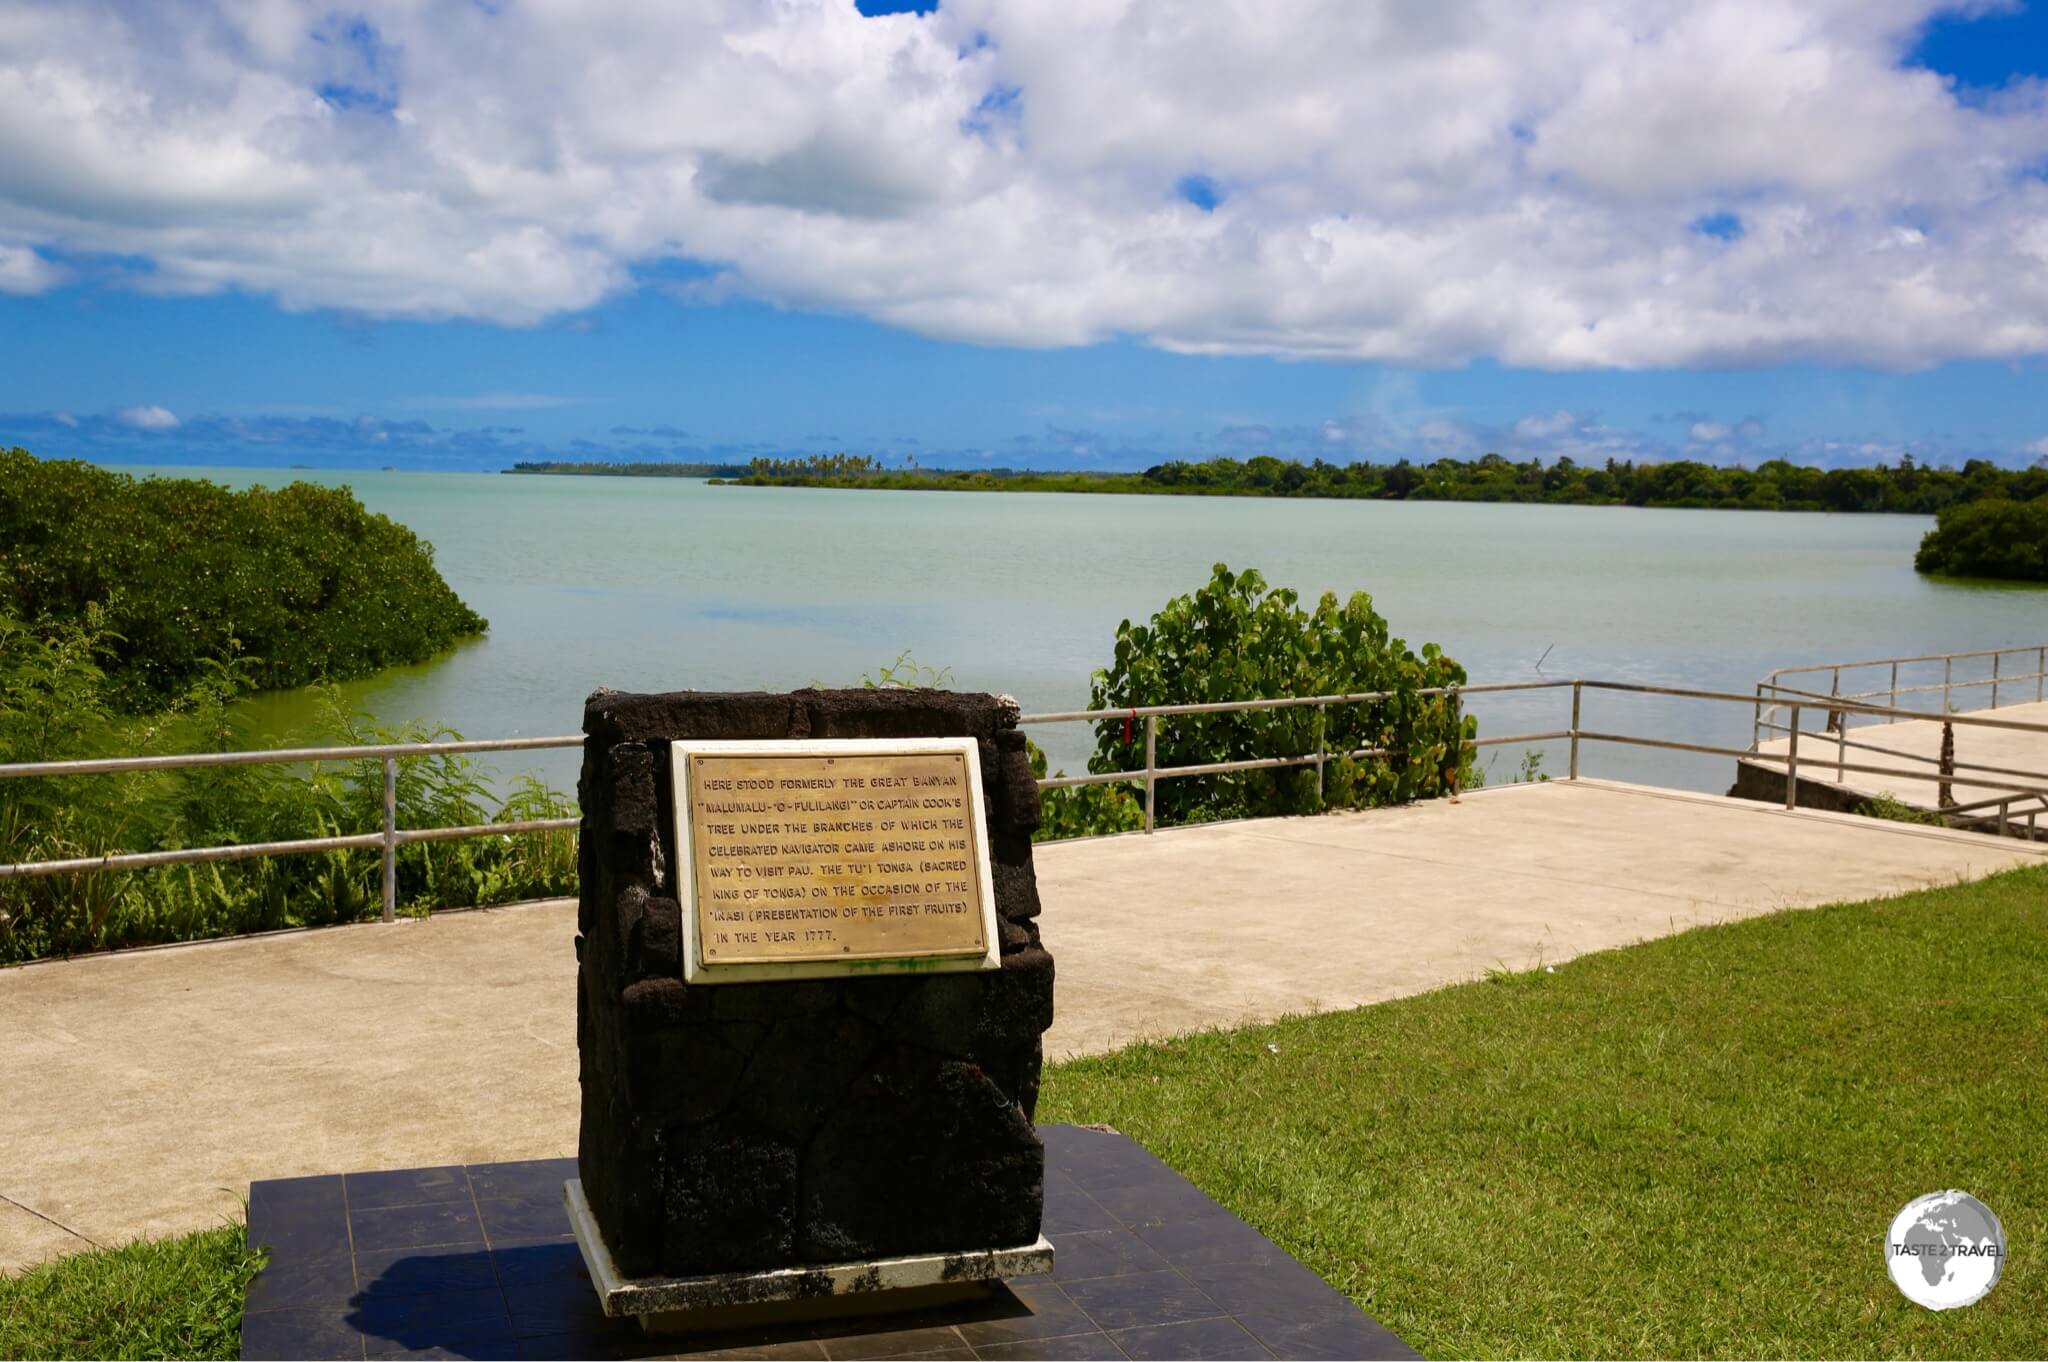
[678,453,2048,516]
[504,460,748,478]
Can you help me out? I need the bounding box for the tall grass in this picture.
[0,609,576,964]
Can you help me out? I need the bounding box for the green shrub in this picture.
[1853,793,1946,827]
[0,447,488,707]
[1077,564,1475,828]
[1914,497,2048,582]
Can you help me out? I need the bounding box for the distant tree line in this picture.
[725,450,2048,514]
[506,460,752,478]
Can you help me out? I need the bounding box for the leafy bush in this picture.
[0,608,574,964]
[1914,497,2048,582]
[0,447,488,708]
[1073,564,1475,829]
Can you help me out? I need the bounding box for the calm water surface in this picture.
[138,468,2045,797]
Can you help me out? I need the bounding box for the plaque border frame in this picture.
[671,738,1002,985]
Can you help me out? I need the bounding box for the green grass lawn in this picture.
[1040,862,2048,1358]
[6,866,2042,1360]
[0,1222,260,1361]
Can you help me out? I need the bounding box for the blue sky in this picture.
[2,1,2046,472]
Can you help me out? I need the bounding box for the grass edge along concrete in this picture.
[5,863,2044,1359]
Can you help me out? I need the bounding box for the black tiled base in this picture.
[243,1125,1416,1361]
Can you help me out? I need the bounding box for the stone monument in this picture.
[568,687,1055,1329]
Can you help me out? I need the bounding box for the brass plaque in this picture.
[685,748,990,970]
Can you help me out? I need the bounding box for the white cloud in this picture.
[0,241,63,293]
[114,404,179,430]
[1514,410,1578,440]
[1690,421,1731,441]
[0,1,2045,368]
[2028,436,2048,457]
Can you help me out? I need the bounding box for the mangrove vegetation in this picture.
[720,450,2048,515]
[1914,498,2048,583]
[2,448,488,707]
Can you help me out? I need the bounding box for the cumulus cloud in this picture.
[114,404,179,430]
[0,1,2045,368]
[0,241,63,293]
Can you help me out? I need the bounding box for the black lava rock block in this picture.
[576,689,1054,1280]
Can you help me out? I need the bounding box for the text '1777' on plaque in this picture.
[672,739,1001,983]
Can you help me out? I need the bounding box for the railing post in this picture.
[382,755,398,924]
[1992,651,2001,709]
[1313,704,1327,806]
[1143,715,1157,834]
[1996,798,2009,839]
[1570,681,1582,780]
[1784,705,1800,811]
[1944,656,1952,713]
[1889,660,1898,711]
[2039,646,2045,704]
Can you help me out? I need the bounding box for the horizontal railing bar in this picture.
[1580,730,2048,797]
[1467,729,1574,747]
[1762,643,2048,679]
[0,735,583,781]
[1018,678,1573,725]
[1588,680,2048,733]
[1941,791,2048,817]
[1761,675,2045,704]
[1576,731,1758,762]
[0,831,387,879]
[1,818,583,878]
[1740,752,2048,799]
[394,817,581,846]
[1034,729,1571,791]
[1749,724,2048,782]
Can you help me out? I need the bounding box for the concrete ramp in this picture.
[1743,700,2048,828]
[1036,778,2046,1055]
[2,779,2042,1270]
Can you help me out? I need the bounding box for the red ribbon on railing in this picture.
[1123,708,1136,746]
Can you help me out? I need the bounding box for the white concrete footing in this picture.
[564,1178,1055,1334]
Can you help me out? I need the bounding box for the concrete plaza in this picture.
[3,778,2042,1271]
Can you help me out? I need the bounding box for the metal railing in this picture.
[1021,677,2048,840]
[6,676,2047,921]
[0,735,582,922]
[1754,644,2048,749]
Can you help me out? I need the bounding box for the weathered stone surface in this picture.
[576,688,1052,1280]
[610,743,658,836]
[889,948,1054,1059]
[735,1012,879,1140]
[628,1026,749,1126]
[628,896,681,983]
[798,1052,1043,1263]
[662,1118,799,1275]
[991,861,1042,922]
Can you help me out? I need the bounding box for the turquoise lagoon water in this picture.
[129,467,2046,798]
